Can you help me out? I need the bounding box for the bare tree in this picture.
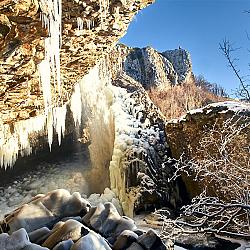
[171,114,250,203]
[219,39,250,101]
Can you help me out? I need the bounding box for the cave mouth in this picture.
[0,134,95,218]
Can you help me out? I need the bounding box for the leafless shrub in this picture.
[170,114,250,203]
[163,114,250,240]
[158,194,250,240]
[148,78,227,120]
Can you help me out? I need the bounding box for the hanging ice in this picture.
[77,17,84,30]
[0,115,47,169]
[39,0,62,96]
[70,84,82,126]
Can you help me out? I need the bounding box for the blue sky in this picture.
[120,0,250,96]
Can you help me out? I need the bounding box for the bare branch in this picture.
[219,39,250,101]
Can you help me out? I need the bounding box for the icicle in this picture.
[77,17,84,30]
[86,19,91,30]
[70,84,82,126]
[47,110,53,150]
[38,59,51,110]
[38,0,68,150]
[46,105,67,149]
[39,0,62,95]
[53,105,67,146]
[0,115,47,168]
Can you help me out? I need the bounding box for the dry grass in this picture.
[148,79,227,120]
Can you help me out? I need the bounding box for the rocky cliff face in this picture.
[0,0,154,168]
[108,44,193,89]
[0,0,153,125]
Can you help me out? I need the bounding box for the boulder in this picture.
[52,239,74,250]
[126,242,144,250]
[42,219,83,249]
[71,225,112,250]
[0,228,30,250]
[137,230,166,250]
[83,202,136,239]
[5,189,90,233]
[21,244,49,250]
[113,230,138,250]
[28,227,51,245]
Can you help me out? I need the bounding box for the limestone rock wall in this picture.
[108,44,193,89]
[162,48,193,83]
[0,0,153,125]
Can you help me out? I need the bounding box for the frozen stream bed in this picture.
[0,148,91,219]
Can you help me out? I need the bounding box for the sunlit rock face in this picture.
[166,101,250,160]
[162,48,193,83]
[108,44,193,89]
[0,0,154,168]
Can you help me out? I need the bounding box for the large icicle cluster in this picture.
[0,0,67,168]
[0,116,46,169]
[0,104,69,169]
[38,0,67,150]
[39,0,62,100]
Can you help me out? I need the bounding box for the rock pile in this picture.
[0,189,166,250]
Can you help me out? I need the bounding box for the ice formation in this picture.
[39,0,62,96]
[38,1,67,149]
[70,84,82,126]
[0,115,47,169]
[77,17,84,30]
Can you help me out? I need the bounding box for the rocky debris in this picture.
[42,219,83,248]
[113,230,138,250]
[108,44,193,89]
[83,202,136,240]
[53,239,74,250]
[0,228,31,250]
[71,226,112,250]
[3,189,91,234]
[28,227,51,245]
[0,189,167,250]
[0,227,49,249]
[137,229,166,250]
[87,188,123,216]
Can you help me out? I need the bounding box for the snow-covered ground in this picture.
[0,151,91,219]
